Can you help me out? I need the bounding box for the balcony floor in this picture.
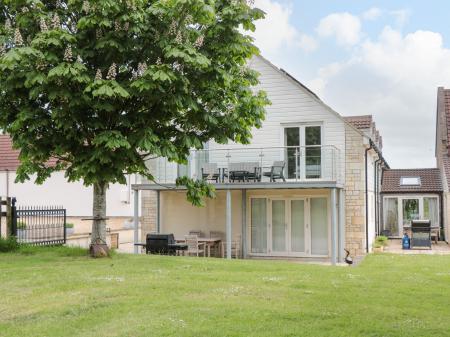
[133,180,343,191]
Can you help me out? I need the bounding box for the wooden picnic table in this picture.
[176,237,222,257]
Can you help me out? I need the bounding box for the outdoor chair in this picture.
[209,230,225,257]
[221,235,242,259]
[201,163,220,183]
[263,161,286,182]
[185,235,206,257]
[243,162,261,182]
[410,220,432,249]
[188,230,204,237]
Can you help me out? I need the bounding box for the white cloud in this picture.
[250,0,298,54]
[317,12,362,46]
[309,26,450,168]
[390,9,411,27]
[308,62,348,96]
[250,0,319,56]
[299,33,319,52]
[362,7,382,21]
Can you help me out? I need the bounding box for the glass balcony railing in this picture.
[147,146,341,185]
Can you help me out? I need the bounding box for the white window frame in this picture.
[280,123,324,181]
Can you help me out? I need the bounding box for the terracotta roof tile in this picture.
[0,135,21,171]
[381,168,443,193]
[343,115,373,129]
[0,135,58,171]
[444,89,450,152]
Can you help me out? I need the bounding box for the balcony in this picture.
[146,146,342,189]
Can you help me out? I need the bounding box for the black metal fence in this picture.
[13,201,66,245]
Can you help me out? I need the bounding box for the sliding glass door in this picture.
[290,200,306,253]
[250,196,329,257]
[310,198,329,255]
[271,200,286,252]
[251,198,267,253]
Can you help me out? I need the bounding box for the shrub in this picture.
[373,241,383,249]
[17,221,27,230]
[376,236,388,246]
[0,236,20,253]
[65,223,74,229]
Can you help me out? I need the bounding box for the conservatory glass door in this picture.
[402,199,420,232]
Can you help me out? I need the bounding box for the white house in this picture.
[133,55,388,263]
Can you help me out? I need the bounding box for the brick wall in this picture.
[344,124,367,257]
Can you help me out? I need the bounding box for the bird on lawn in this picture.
[344,249,353,265]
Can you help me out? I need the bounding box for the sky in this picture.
[249,0,450,169]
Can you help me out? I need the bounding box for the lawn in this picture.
[1,248,450,337]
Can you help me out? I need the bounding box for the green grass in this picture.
[1,248,450,337]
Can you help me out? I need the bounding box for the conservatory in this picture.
[381,169,443,239]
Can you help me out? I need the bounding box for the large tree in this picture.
[0,0,268,255]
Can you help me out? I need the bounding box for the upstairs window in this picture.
[400,177,421,186]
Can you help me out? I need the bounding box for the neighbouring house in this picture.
[435,87,450,242]
[380,168,443,239]
[0,134,138,242]
[133,55,389,264]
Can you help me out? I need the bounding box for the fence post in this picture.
[11,198,17,237]
[0,197,3,238]
[63,208,67,244]
[5,197,12,238]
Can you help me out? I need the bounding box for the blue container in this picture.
[402,233,410,250]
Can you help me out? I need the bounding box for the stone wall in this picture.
[141,190,157,237]
[344,125,367,257]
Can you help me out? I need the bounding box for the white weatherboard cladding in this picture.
[207,56,346,184]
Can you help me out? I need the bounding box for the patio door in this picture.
[263,197,328,257]
[284,125,322,180]
[290,199,307,254]
[270,198,307,256]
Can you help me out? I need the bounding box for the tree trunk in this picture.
[90,182,109,257]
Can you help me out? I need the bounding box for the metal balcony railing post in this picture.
[226,151,231,183]
[259,148,264,182]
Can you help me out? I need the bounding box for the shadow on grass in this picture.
[15,245,117,258]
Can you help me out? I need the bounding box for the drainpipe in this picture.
[365,142,374,253]
[374,159,381,236]
[439,191,444,241]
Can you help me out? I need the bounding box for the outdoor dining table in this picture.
[176,237,222,257]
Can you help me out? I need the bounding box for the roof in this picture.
[381,168,443,193]
[436,88,450,190]
[0,135,21,171]
[279,68,320,101]
[343,115,373,130]
[0,134,58,171]
[444,89,450,151]
[344,115,384,152]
